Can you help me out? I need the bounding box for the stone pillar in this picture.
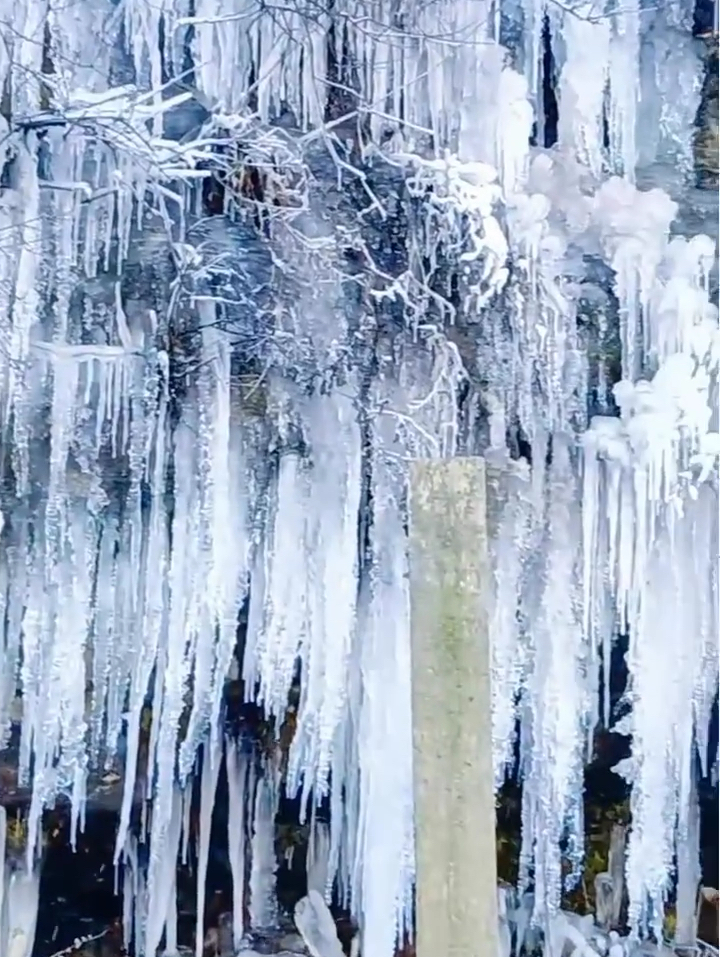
[408,457,499,957]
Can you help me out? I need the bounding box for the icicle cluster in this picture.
[580,225,719,936]
[0,0,717,953]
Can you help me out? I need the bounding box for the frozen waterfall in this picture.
[0,0,717,953]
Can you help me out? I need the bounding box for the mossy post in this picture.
[408,457,499,957]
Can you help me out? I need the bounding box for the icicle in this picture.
[124,837,148,955]
[623,489,716,937]
[122,845,135,951]
[295,890,345,957]
[152,411,202,853]
[517,0,547,129]
[115,372,170,865]
[593,177,677,382]
[495,68,534,198]
[557,6,611,179]
[2,856,41,957]
[637,13,703,175]
[488,459,533,789]
[265,388,362,812]
[179,314,251,780]
[181,788,193,867]
[245,449,309,722]
[519,436,588,921]
[0,3,716,952]
[226,736,249,950]
[299,391,362,795]
[194,737,223,957]
[691,484,719,777]
[0,806,5,942]
[674,771,701,947]
[307,820,331,899]
[350,382,416,956]
[249,771,278,930]
[165,875,179,956]
[582,310,717,935]
[145,788,183,957]
[608,0,641,180]
[326,734,346,916]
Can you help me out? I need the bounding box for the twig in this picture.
[48,929,108,957]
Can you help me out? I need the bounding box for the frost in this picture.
[397,151,510,313]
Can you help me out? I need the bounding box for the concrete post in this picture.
[408,457,499,957]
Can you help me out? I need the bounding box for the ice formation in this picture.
[0,0,717,954]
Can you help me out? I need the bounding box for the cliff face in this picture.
[0,2,718,955]
[695,40,719,189]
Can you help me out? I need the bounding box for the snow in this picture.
[0,0,717,953]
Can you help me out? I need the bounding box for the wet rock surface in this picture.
[0,663,716,956]
[19,770,716,956]
[0,671,716,956]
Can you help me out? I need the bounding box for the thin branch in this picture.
[47,930,108,957]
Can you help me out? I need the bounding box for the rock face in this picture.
[697,887,720,949]
[695,40,719,188]
[0,5,718,957]
[294,891,345,957]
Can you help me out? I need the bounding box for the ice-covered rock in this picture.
[294,891,344,957]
